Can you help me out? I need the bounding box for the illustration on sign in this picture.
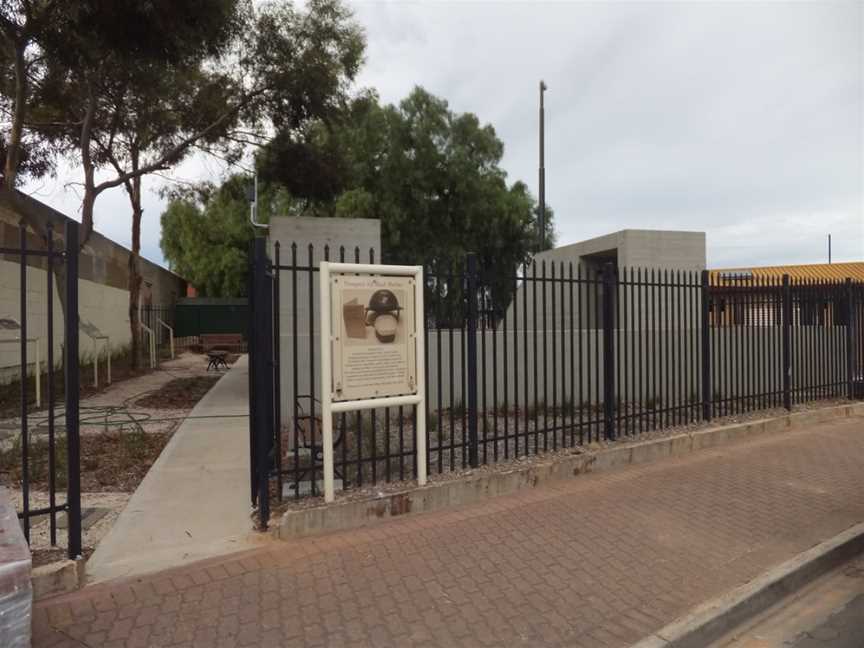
[330,274,417,402]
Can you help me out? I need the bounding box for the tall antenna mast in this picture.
[538,80,547,251]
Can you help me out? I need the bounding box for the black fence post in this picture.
[252,237,272,529]
[782,274,792,411]
[19,223,29,543]
[701,270,712,421]
[602,262,616,440]
[247,241,257,507]
[273,242,282,501]
[846,278,855,400]
[64,220,82,559]
[466,253,479,468]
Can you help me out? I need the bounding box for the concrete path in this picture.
[85,356,265,584]
[715,554,864,647]
[34,414,864,648]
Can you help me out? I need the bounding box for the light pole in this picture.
[538,80,547,251]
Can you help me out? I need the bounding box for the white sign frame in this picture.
[330,273,417,402]
[320,261,426,503]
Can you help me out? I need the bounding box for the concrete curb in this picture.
[276,402,864,540]
[32,559,85,600]
[630,521,864,648]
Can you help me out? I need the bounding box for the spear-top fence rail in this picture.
[248,241,864,529]
[0,220,82,559]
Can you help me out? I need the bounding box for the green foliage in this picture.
[160,175,303,296]
[161,178,257,297]
[259,87,555,280]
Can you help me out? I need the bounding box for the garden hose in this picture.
[0,377,247,437]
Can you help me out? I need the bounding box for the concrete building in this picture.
[505,229,706,330]
[268,215,381,423]
[269,222,709,419]
[0,191,187,384]
[707,261,864,327]
[537,229,706,273]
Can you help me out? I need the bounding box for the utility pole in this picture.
[538,80,547,251]
[828,234,832,264]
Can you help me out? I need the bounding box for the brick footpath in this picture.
[33,415,864,648]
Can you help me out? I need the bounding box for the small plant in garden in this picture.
[0,434,69,489]
[524,401,545,419]
[450,400,466,418]
[118,426,149,462]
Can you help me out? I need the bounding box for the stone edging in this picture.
[276,402,864,540]
[32,559,85,600]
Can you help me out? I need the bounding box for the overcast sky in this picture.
[22,0,864,270]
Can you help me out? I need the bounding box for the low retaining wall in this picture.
[276,402,864,540]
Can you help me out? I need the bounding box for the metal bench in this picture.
[200,333,245,353]
[206,350,229,371]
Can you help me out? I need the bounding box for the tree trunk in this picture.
[79,80,98,246]
[127,155,143,370]
[3,40,27,188]
[128,210,143,369]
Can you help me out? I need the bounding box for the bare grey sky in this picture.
[22,0,864,270]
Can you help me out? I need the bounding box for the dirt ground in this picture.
[0,351,232,564]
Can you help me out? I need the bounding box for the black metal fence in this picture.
[248,242,864,527]
[0,221,81,558]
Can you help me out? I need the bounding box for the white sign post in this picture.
[320,262,426,503]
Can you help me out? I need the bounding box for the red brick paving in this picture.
[33,415,864,647]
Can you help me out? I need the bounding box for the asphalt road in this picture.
[789,593,864,648]
[717,554,864,647]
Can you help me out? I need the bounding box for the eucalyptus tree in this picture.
[1,0,364,364]
[0,1,66,199]
[258,86,556,315]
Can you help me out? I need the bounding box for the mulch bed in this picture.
[0,429,173,493]
[133,376,220,410]
[0,353,156,419]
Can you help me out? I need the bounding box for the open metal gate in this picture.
[1,220,81,559]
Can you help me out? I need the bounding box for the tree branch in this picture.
[92,88,265,195]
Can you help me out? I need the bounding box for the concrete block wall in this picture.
[277,318,850,433]
[511,229,707,330]
[270,223,849,433]
[268,216,381,422]
[0,191,187,384]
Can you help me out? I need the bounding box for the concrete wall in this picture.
[537,229,706,271]
[270,223,851,434]
[277,323,850,433]
[0,191,187,384]
[268,216,381,421]
[505,230,706,330]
